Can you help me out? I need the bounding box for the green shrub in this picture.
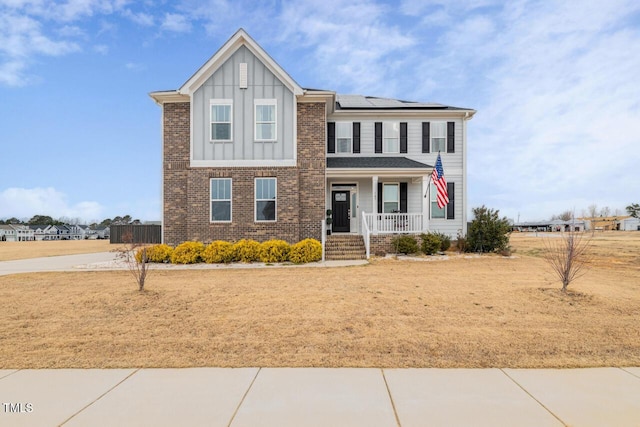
[171,241,204,264]
[233,239,261,263]
[289,238,322,263]
[432,232,451,252]
[466,205,511,253]
[391,235,419,254]
[260,239,290,263]
[420,233,442,255]
[202,240,235,263]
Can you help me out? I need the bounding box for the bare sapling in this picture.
[543,228,592,292]
[115,231,150,291]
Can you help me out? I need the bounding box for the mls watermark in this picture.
[3,402,33,413]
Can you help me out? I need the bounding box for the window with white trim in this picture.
[255,99,277,142]
[383,183,399,213]
[431,122,446,153]
[255,178,276,221]
[210,100,232,142]
[210,178,232,222]
[336,122,352,153]
[430,183,445,219]
[383,122,400,153]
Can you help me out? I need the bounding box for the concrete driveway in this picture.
[0,252,117,276]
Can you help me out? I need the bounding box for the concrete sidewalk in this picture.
[1,367,639,426]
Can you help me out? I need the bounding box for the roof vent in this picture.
[239,63,248,89]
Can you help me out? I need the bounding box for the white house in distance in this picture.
[0,225,35,241]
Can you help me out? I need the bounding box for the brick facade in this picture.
[162,101,326,246]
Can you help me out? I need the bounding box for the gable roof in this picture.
[179,28,303,96]
[335,94,474,112]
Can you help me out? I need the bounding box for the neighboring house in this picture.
[0,224,34,241]
[621,217,640,231]
[150,29,475,255]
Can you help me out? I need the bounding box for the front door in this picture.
[332,191,350,232]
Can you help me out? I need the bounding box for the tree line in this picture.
[0,214,141,228]
[550,203,639,221]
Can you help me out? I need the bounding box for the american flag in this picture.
[431,153,449,209]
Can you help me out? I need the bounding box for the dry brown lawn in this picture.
[0,232,638,369]
[0,240,112,261]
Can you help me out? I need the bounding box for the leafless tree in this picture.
[587,204,599,235]
[543,228,592,292]
[114,232,150,291]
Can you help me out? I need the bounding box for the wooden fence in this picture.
[110,225,161,244]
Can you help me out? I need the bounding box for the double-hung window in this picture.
[210,100,232,142]
[255,99,277,142]
[431,122,446,153]
[210,178,232,222]
[255,178,276,221]
[383,183,400,213]
[383,122,400,153]
[430,183,445,219]
[335,122,352,153]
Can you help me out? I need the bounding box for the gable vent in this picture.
[239,63,248,89]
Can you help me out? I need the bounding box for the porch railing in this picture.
[364,213,424,234]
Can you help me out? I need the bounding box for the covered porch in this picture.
[326,157,434,239]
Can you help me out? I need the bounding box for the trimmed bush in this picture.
[289,238,322,264]
[138,244,173,263]
[391,235,419,254]
[171,241,204,264]
[202,240,235,263]
[233,239,261,263]
[259,239,290,263]
[435,232,451,252]
[467,205,511,253]
[420,233,442,255]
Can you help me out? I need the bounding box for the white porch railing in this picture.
[361,211,371,259]
[364,213,424,234]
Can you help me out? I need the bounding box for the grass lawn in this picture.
[0,232,638,369]
[0,240,112,261]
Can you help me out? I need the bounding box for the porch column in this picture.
[372,175,378,234]
[422,175,430,232]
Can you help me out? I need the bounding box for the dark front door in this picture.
[332,191,350,232]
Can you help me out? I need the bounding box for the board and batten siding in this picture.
[192,45,295,162]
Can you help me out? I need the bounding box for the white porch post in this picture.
[372,175,378,234]
[422,175,430,232]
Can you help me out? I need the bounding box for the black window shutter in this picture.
[375,122,382,153]
[400,182,408,213]
[400,122,407,153]
[327,122,335,153]
[446,182,455,219]
[447,122,455,153]
[422,122,430,153]
[353,122,361,154]
[377,182,383,213]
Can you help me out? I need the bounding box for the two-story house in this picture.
[150,29,475,257]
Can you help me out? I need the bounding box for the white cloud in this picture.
[161,12,191,33]
[0,187,104,222]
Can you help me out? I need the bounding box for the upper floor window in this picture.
[336,122,352,153]
[210,178,232,222]
[383,122,400,153]
[255,177,277,221]
[210,100,232,142]
[255,99,277,142]
[431,122,446,153]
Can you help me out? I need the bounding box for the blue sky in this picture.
[1,0,639,224]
